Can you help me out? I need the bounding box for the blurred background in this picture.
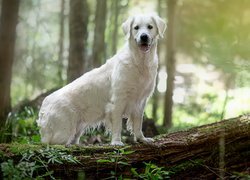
[0,0,250,143]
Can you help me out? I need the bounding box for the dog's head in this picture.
[122,14,166,53]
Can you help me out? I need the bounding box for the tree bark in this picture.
[0,0,19,141]
[12,87,59,113]
[92,0,107,68]
[57,0,65,86]
[111,0,120,55]
[67,0,89,83]
[1,115,249,179]
[152,0,164,121]
[163,0,177,128]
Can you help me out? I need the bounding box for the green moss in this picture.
[154,133,168,140]
[169,159,204,174]
[8,143,82,154]
[8,143,46,154]
[0,143,132,159]
[69,145,132,156]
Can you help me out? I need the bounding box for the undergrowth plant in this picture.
[96,148,171,179]
[97,147,134,179]
[131,162,171,180]
[1,160,41,180]
[1,146,79,179]
[3,106,40,144]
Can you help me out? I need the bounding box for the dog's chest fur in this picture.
[115,55,157,102]
[134,64,157,100]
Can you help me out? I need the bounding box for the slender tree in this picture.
[111,0,120,55]
[152,0,165,121]
[67,0,89,83]
[92,0,107,68]
[57,0,65,86]
[0,0,20,140]
[163,0,177,128]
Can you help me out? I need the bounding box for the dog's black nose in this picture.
[140,33,148,42]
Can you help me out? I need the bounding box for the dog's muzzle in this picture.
[138,33,151,52]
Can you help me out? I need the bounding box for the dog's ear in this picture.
[152,15,166,38]
[122,16,134,39]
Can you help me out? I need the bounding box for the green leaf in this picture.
[38,170,54,178]
[121,150,135,155]
[96,159,112,163]
[110,171,116,175]
[131,168,139,176]
[118,161,130,166]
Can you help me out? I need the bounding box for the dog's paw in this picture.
[111,141,124,146]
[139,137,154,144]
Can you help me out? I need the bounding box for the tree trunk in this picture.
[92,0,107,68]
[0,0,19,141]
[220,74,234,120]
[163,0,177,128]
[0,115,249,179]
[111,0,120,55]
[57,0,65,86]
[67,0,89,83]
[12,87,59,113]
[152,77,159,121]
[152,0,164,121]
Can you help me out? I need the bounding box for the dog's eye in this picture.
[148,25,153,29]
[134,25,139,30]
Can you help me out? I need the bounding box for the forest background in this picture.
[0,0,249,144]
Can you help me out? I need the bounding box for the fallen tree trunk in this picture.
[12,88,59,113]
[0,115,249,179]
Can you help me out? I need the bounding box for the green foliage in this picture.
[20,146,80,165]
[1,146,80,179]
[1,159,41,180]
[231,172,250,179]
[97,146,134,164]
[97,147,134,179]
[131,162,171,180]
[178,0,250,74]
[7,107,40,144]
[146,90,230,132]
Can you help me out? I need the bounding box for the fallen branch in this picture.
[12,87,59,113]
[0,115,249,179]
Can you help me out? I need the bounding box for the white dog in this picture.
[37,14,166,146]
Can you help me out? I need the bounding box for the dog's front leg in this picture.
[110,101,126,146]
[132,101,154,144]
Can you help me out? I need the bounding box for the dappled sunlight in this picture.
[147,57,250,128]
[10,0,250,131]
[173,88,185,103]
[226,88,250,118]
[157,68,167,93]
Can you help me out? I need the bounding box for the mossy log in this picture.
[12,88,59,113]
[0,115,249,179]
